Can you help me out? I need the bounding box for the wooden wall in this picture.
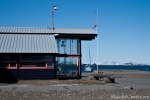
[0,69,18,83]
[0,68,55,83]
[19,69,55,80]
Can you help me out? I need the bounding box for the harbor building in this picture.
[0,27,97,82]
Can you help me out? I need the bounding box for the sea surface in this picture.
[82,65,150,72]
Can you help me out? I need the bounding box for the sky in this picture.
[0,0,150,64]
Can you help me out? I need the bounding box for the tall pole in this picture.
[52,8,54,29]
[51,6,57,29]
[96,8,99,73]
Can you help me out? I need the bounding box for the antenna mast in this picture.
[51,6,57,29]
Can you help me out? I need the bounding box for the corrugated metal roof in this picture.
[0,34,58,53]
[0,27,96,34]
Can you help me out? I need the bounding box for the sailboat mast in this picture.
[89,45,91,66]
[96,8,99,73]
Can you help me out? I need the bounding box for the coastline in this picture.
[82,70,150,78]
[81,65,150,72]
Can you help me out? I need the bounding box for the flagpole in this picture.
[96,8,99,73]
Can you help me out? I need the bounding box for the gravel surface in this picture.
[0,89,150,100]
[0,79,104,86]
[0,70,150,100]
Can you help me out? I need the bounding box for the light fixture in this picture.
[54,34,59,36]
[53,6,57,10]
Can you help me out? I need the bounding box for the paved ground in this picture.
[0,78,150,91]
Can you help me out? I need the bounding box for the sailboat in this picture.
[85,45,92,72]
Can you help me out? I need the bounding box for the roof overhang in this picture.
[0,27,97,40]
[55,34,97,40]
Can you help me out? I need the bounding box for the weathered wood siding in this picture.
[19,69,55,80]
[0,68,55,83]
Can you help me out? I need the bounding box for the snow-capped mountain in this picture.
[101,61,150,66]
[102,61,122,65]
[146,63,150,65]
[83,61,150,66]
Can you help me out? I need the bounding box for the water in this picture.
[81,65,150,72]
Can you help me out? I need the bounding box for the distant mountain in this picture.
[82,61,150,66]
[99,61,150,66]
[102,61,122,65]
[146,63,150,65]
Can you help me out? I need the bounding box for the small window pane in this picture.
[73,39,78,54]
[66,57,71,76]
[20,62,46,67]
[47,62,52,66]
[59,39,65,54]
[10,62,16,67]
[0,56,17,61]
[66,39,71,54]
[72,57,78,77]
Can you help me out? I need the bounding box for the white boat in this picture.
[85,45,92,72]
[85,64,92,72]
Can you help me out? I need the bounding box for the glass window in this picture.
[66,39,71,54]
[59,57,65,74]
[59,39,65,54]
[66,57,72,76]
[72,57,78,76]
[56,57,78,77]
[0,56,17,61]
[47,62,52,66]
[20,56,53,67]
[56,38,79,54]
[20,62,46,67]
[73,39,78,54]
[56,38,60,53]
[10,62,16,67]
[0,56,17,67]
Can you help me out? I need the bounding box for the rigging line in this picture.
[46,8,53,28]
[47,18,51,28]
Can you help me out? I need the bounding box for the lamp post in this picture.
[52,6,57,29]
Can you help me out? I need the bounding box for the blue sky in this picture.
[0,0,150,64]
